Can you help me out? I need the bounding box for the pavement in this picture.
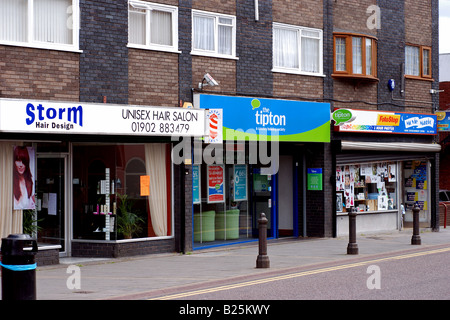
[4,227,450,300]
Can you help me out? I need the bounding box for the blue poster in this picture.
[192,165,201,204]
[233,165,247,201]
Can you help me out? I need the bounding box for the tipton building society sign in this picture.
[194,94,331,142]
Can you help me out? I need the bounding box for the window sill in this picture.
[127,44,181,54]
[272,68,325,78]
[190,51,239,60]
[0,40,82,53]
[332,73,379,82]
[404,75,434,82]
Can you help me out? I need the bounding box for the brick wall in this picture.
[0,46,79,101]
[192,56,236,93]
[236,0,273,96]
[273,0,323,29]
[79,0,128,104]
[129,49,179,107]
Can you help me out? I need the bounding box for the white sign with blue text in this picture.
[0,98,206,137]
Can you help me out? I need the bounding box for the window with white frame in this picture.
[273,23,323,76]
[128,0,178,52]
[0,0,79,51]
[191,10,236,59]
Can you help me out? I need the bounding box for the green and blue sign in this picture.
[195,94,330,142]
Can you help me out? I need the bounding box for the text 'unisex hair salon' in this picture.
[0,98,205,259]
[332,108,440,236]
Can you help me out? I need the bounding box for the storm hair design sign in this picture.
[0,98,205,137]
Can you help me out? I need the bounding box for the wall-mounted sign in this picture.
[0,98,205,137]
[233,165,247,201]
[333,108,437,135]
[204,109,223,143]
[192,165,201,204]
[307,168,323,191]
[194,94,330,142]
[436,110,450,131]
[207,165,225,203]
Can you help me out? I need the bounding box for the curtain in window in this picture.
[218,18,232,55]
[335,37,346,71]
[352,37,362,74]
[423,49,430,76]
[144,144,167,237]
[301,31,319,73]
[0,142,23,246]
[34,0,72,45]
[151,10,172,46]
[129,8,146,45]
[0,0,27,42]
[193,15,214,51]
[405,46,420,76]
[365,38,372,75]
[273,27,298,69]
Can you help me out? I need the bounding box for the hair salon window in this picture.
[72,143,172,240]
[336,162,398,214]
[0,0,80,52]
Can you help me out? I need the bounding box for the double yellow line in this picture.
[151,247,450,300]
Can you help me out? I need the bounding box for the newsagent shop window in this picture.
[336,162,398,213]
[72,143,172,240]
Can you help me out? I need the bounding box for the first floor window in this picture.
[273,23,323,75]
[333,33,377,80]
[0,0,79,50]
[192,10,236,58]
[405,45,432,79]
[128,1,178,52]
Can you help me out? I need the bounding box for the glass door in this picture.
[36,156,67,254]
[251,167,274,238]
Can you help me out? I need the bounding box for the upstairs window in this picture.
[0,0,79,51]
[405,45,432,79]
[191,10,236,59]
[128,1,178,53]
[333,33,378,81]
[273,23,323,76]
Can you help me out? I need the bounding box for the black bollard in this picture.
[256,213,270,268]
[411,203,422,245]
[1,234,38,300]
[347,207,359,255]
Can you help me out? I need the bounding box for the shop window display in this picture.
[193,163,252,247]
[72,143,172,240]
[336,162,398,213]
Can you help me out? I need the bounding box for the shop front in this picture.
[0,98,205,259]
[193,94,331,248]
[332,109,440,236]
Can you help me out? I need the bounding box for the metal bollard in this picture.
[411,203,422,245]
[347,207,359,255]
[256,213,270,268]
[1,234,38,300]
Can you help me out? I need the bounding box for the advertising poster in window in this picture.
[233,165,247,201]
[192,165,201,204]
[13,146,36,210]
[207,165,225,203]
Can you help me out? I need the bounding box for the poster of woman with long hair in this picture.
[13,146,36,210]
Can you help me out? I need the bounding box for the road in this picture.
[152,247,450,300]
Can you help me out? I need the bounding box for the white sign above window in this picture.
[0,98,206,137]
